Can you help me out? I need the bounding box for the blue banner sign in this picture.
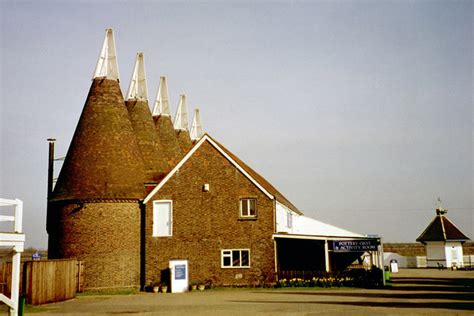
[175,264,186,280]
[333,239,379,252]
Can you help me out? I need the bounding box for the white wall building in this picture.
[416,208,469,268]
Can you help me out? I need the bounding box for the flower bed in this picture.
[276,268,384,289]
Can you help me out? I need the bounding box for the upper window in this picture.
[153,200,172,237]
[240,198,257,218]
[221,249,250,268]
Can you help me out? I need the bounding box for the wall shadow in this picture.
[229,300,474,311]
[260,291,474,301]
[239,274,474,311]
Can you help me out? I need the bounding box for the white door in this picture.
[169,260,188,293]
[451,248,458,265]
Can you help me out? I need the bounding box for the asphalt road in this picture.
[3,269,474,315]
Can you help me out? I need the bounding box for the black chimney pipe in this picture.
[47,138,56,199]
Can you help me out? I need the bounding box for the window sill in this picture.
[221,266,251,269]
[238,217,258,221]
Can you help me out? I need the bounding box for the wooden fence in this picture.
[0,259,83,305]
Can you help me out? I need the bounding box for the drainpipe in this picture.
[274,239,278,281]
[46,138,55,237]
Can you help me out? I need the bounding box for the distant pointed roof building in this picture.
[416,208,469,243]
[125,53,168,181]
[416,204,469,268]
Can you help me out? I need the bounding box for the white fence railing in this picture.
[0,198,26,316]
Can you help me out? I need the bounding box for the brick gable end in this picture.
[145,140,276,286]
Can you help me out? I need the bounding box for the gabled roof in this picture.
[211,138,301,214]
[416,214,470,243]
[143,134,301,214]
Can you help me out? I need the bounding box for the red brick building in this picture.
[143,135,293,287]
[48,29,379,290]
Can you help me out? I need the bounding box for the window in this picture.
[153,200,172,237]
[240,198,257,218]
[221,249,250,268]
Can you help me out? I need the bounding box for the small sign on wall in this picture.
[175,264,186,280]
[32,252,41,261]
[333,239,379,252]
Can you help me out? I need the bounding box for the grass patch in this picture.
[78,288,139,296]
[1,305,58,314]
[2,303,58,314]
[24,304,58,313]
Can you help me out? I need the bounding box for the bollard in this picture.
[18,294,26,316]
[384,266,390,282]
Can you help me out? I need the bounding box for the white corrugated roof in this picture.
[291,215,364,238]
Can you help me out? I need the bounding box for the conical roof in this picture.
[125,53,168,181]
[176,129,193,153]
[126,53,148,101]
[154,115,183,170]
[173,94,189,131]
[152,76,171,116]
[152,77,184,169]
[126,100,168,181]
[93,28,120,81]
[173,94,193,153]
[416,211,470,243]
[190,109,204,141]
[52,78,146,201]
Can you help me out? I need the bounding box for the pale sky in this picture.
[1,0,472,249]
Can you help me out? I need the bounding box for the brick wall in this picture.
[49,200,140,289]
[384,242,474,256]
[145,140,276,287]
